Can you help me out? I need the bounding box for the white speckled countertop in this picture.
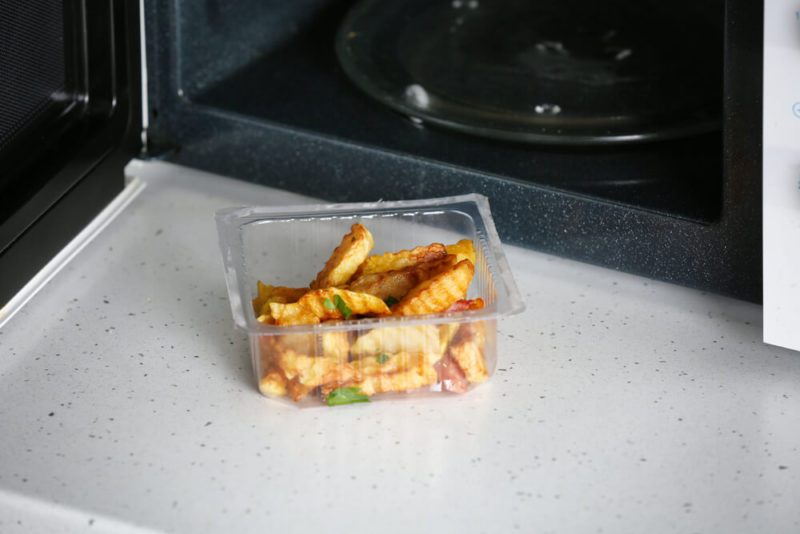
[1,160,799,534]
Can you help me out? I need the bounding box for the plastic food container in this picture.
[215,194,523,406]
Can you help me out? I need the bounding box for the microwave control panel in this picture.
[763,2,800,351]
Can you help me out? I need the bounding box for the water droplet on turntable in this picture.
[535,103,562,115]
[405,84,430,109]
[535,41,568,56]
[615,49,632,61]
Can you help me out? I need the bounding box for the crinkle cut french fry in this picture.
[354,364,438,396]
[257,314,275,325]
[445,239,476,266]
[347,255,457,301]
[321,352,432,396]
[349,351,428,379]
[311,223,374,289]
[354,243,447,277]
[278,349,356,388]
[447,322,489,383]
[287,378,315,402]
[279,348,357,401]
[258,336,306,399]
[268,302,320,326]
[252,281,308,315]
[351,325,441,363]
[392,259,475,316]
[266,332,317,355]
[257,337,290,398]
[347,269,425,302]
[258,335,276,370]
[269,289,389,325]
[258,291,309,317]
[322,331,350,362]
[257,336,287,385]
[300,288,390,321]
[260,368,289,398]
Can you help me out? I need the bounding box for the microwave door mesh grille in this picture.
[0,0,67,151]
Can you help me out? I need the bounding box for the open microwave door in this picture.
[0,0,141,308]
[763,2,800,351]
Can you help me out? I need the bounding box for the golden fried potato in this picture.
[320,351,435,396]
[250,224,489,403]
[354,364,438,396]
[259,368,288,398]
[298,288,390,321]
[264,330,348,362]
[257,314,276,325]
[392,259,475,316]
[268,332,317,355]
[448,322,488,383]
[268,288,389,325]
[350,352,428,378]
[354,243,447,276]
[347,270,422,302]
[257,335,277,367]
[257,335,309,393]
[311,223,374,289]
[277,349,355,387]
[268,302,320,326]
[322,331,350,362]
[446,239,476,265]
[347,254,458,301]
[287,378,315,402]
[252,281,307,315]
[351,325,441,361]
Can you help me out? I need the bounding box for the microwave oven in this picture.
[0,0,797,350]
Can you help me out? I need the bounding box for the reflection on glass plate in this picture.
[336,0,723,145]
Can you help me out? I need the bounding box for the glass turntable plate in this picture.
[336,0,723,145]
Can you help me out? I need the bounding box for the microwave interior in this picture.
[144,0,762,301]
[151,0,723,217]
